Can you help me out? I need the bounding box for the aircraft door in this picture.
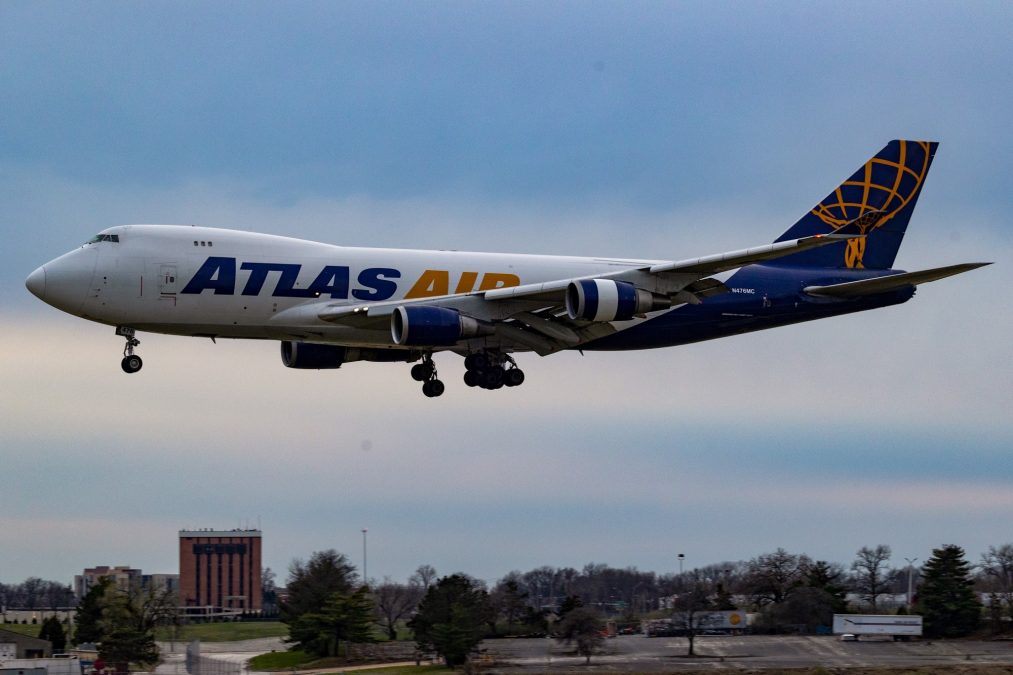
[159,264,178,305]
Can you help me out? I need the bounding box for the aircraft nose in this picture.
[26,265,47,300]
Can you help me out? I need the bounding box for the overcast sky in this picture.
[2,1,1011,589]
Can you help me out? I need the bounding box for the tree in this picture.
[282,550,357,623]
[373,577,423,640]
[670,572,715,656]
[261,567,278,615]
[555,606,604,664]
[409,574,492,667]
[981,544,1013,623]
[96,584,176,665]
[805,560,849,614]
[851,545,894,611]
[75,577,113,644]
[917,544,981,638]
[744,549,812,607]
[410,564,438,591]
[287,587,375,657]
[39,616,67,651]
[492,578,530,631]
[557,594,583,620]
[757,586,837,634]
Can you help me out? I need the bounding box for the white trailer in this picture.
[0,656,82,675]
[832,614,922,640]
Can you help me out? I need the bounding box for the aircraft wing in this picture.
[307,233,858,353]
[803,262,991,298]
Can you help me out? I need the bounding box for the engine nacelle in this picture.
[566,279,671,321]
[280,341,346,369]
[282,342,418,368]
[391,306,490,346]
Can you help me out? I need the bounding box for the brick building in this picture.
[178,529,262,614]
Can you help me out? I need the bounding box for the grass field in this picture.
[247,651,450,674]
[0,624,43,637]
[153,621,287,642]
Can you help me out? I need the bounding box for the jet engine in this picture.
[391,306,491,346]
[566,279,671,321]
[281,341,418,368]
[280,341,346,369]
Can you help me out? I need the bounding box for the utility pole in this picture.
[904,557,918,608]
[362,528,368,584]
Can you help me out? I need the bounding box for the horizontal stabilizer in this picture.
[804,262,991,298]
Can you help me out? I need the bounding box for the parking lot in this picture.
[480,634,1013,672]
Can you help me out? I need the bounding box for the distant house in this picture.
[0,628,52,659]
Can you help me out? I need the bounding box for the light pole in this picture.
[677,553,685,575]
[362,528,368,584]
[904,557,918,608]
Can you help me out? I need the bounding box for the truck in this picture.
[832,614,923,641]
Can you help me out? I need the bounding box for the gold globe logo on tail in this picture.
[810,140,932,268]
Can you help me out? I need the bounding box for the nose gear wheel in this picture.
[117,326,143,374]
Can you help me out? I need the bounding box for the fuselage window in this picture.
[201,241,206,246]
[194,241,199,246]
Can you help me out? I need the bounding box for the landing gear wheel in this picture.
[504,368,525,387]
[481,368,504,389]
[414,354,445,397]
[463,370,480,387]
[121,355,143,373]
[117,326,142,373]
[411,362,433,381]
[422,379,445,397]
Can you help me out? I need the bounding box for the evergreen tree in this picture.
[557,594,583,619]
[75,577,112,645]
[555,607,604,664]
[281,550,357,623]
[917,544,981,638]
[806,560,849,613]
[286,587,375,657]
[38,616,67,651]
[409,575,492,667]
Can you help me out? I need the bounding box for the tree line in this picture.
[0,578,75,610]
[277,542,1010,667]
[3,541,1010,668]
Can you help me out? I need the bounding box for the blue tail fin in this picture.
[774,140,938,269]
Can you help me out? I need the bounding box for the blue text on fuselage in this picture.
[180,257,400,300]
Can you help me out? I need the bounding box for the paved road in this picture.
[482,634,1013,671]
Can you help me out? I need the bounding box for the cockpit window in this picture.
[86,234,120,244]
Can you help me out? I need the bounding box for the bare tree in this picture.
[851,545,894,610]
[372,577,423,640]
[670,571,716,656]
[981,544,1013,621]
[744,549,812,607]
[410,564,438,591]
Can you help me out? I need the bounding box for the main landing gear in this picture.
[463,351,524,390]
[117,326,143,373]
[410,353,445,398]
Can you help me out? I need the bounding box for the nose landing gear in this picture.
[410,353,445,397]
[116,326,143,373]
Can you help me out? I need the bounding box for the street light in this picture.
[904,557,918,608]
[677,553,685,575]
[362,528,368,584]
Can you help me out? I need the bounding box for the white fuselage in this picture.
[27,224,662,348]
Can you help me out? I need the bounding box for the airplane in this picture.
[26,140,989,397]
